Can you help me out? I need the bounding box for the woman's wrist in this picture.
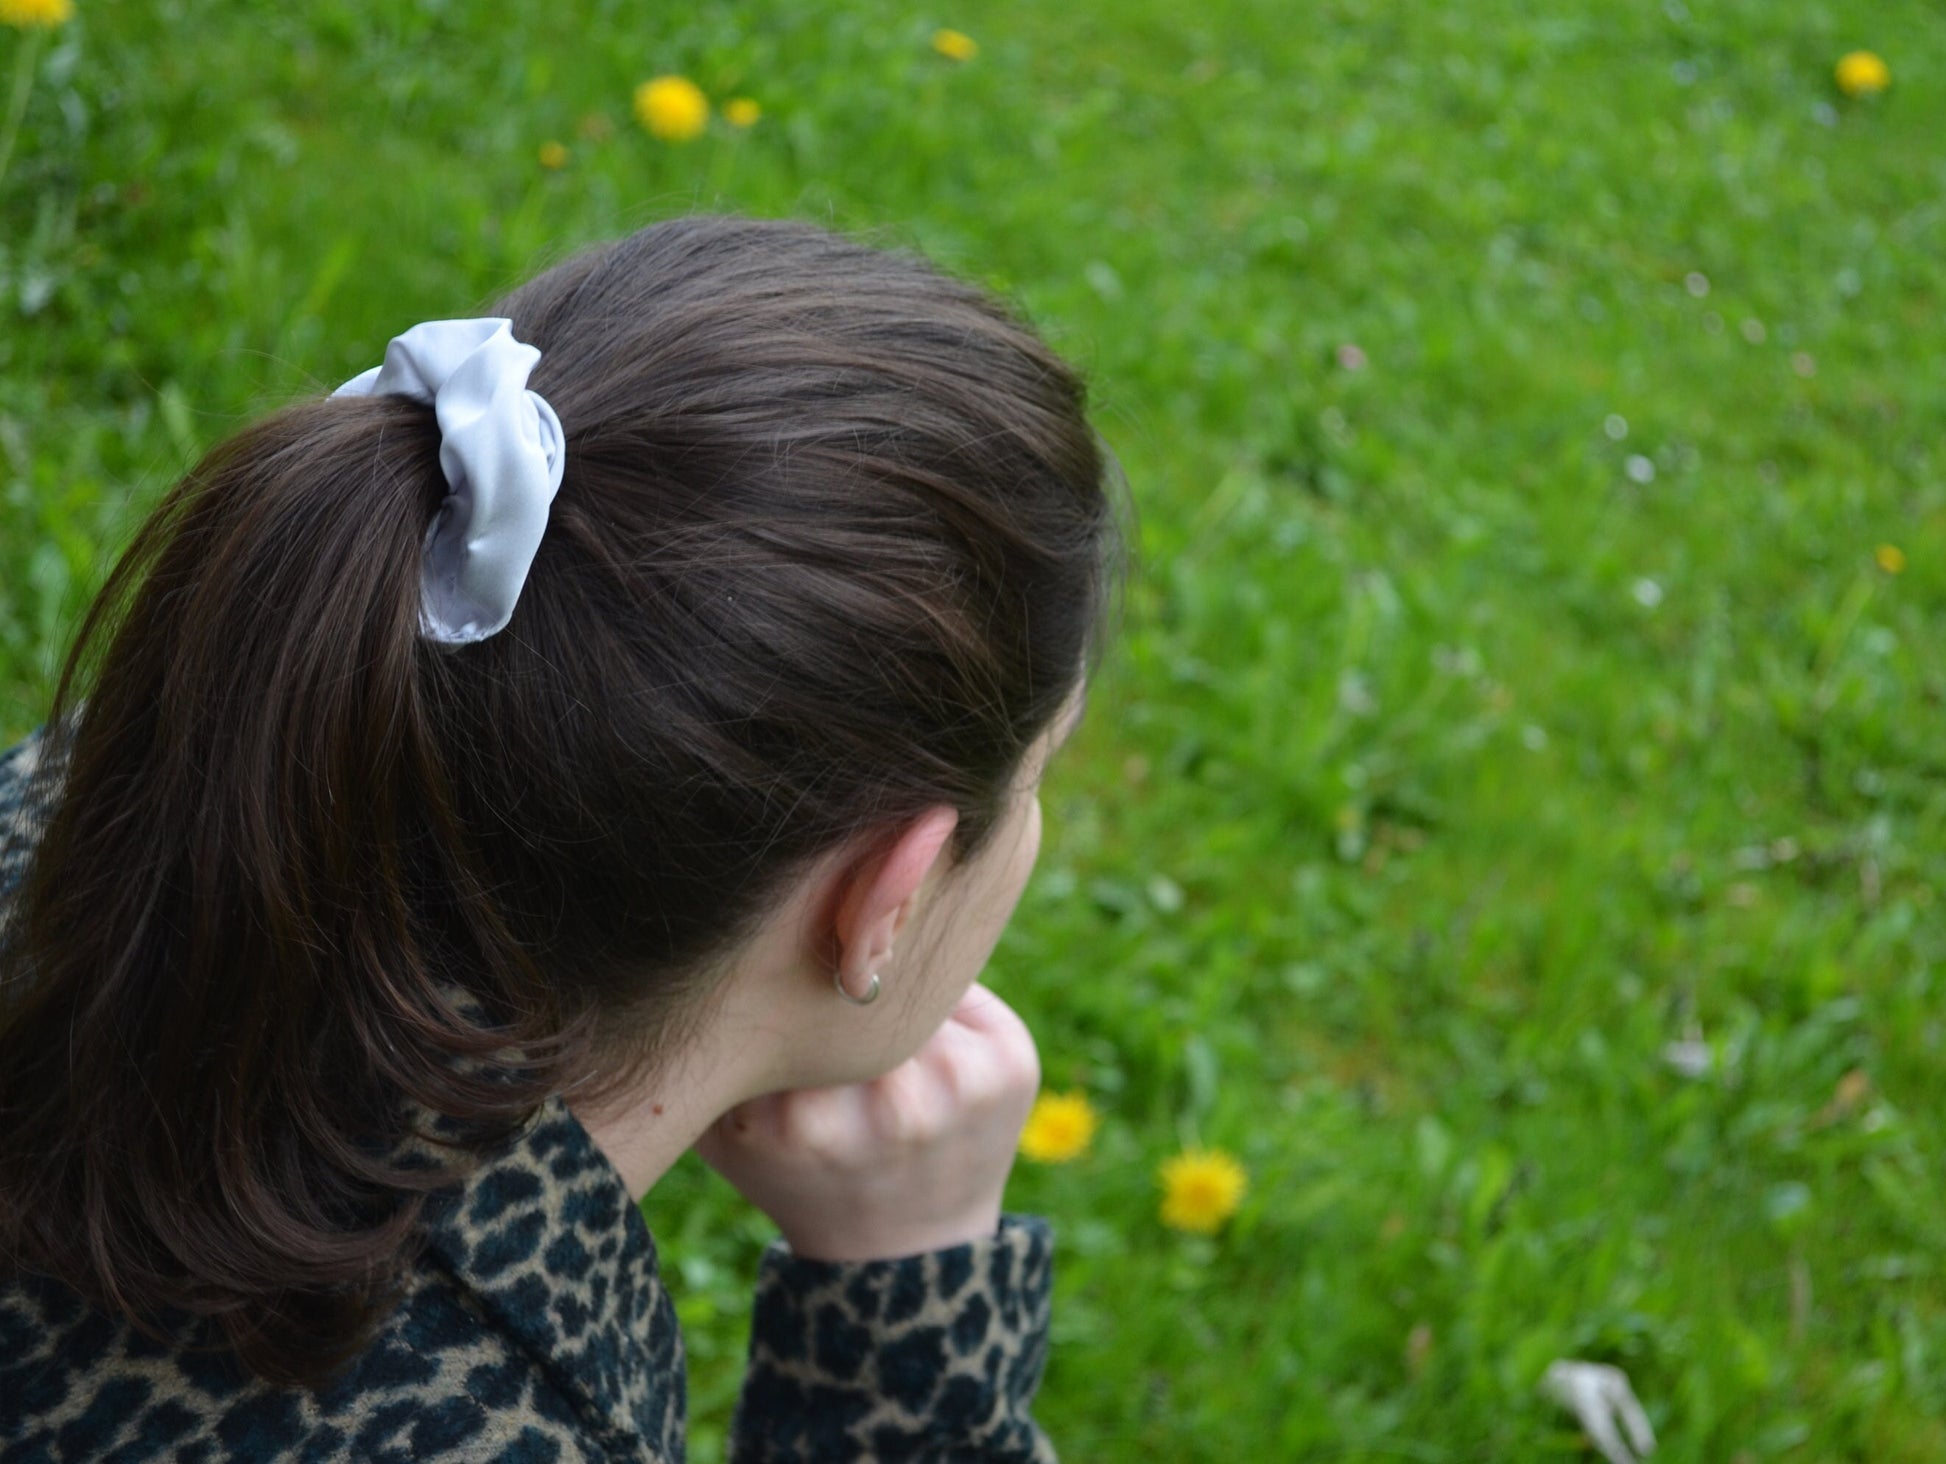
[779,1199,1004,1262]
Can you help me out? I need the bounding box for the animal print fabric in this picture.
[734,1225,1057,1462]
[0,724,59,967]
[0,724,1060,1461]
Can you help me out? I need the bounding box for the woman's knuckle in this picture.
[932,1045,973,1100]
[786,1100,850,1160]
[878,1089,914,1139]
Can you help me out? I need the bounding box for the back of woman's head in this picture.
[0,214,1119,1388]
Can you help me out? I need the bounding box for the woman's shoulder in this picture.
[0,722,56,962]
[0,1255,617,1462]
[0,722,51,836]
[0,721,42,771]
[0,1092,686,1462]
[407,1091,688,1455]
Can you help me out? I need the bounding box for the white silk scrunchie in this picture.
[331,317,567,645]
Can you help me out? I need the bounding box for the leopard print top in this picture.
[0,725,1059,1462]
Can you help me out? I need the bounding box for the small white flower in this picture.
[1631,578,1664,609]
[1624,455,1656,484]
[1684,271,1710,297]
[1603,414,1629,441]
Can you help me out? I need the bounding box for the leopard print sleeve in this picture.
[729,1211,1058,1462]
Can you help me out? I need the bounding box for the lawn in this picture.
[4,0,1945,1458]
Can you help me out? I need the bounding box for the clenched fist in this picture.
[693,980,1042,1261]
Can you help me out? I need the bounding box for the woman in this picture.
[0,214,1120,1460]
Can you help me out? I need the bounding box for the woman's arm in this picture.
[729,1212,1058,1462]
[696,981,1057,1459]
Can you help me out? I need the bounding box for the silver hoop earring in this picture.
[836,970,882,1006]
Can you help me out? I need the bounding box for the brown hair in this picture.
[0,215,1120,1388]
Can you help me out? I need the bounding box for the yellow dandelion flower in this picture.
[1020,1091,1099,1163]
[1835,51,1890,97]
[634,75,710,142]
[1876,543,1906,575]
[932,28,979,62]
[1159,1148,1248,1234]
[0,0,73,27]
[724,97,762,128]
[537,140,569,170]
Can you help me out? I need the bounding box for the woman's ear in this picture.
[828,806,959,994]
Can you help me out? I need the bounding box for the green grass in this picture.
[6,0,1946,1457]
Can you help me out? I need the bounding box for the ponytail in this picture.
[0,399,584,1383]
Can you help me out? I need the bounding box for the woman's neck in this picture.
[566,1028,761,1205]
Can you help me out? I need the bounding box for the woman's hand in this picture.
[692,980,1042,1261]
